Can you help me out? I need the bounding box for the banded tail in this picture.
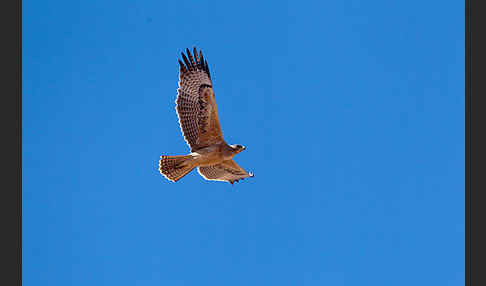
[159,155,195,182]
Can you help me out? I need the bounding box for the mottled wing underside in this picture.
[176,47,224,152]
[198,160,254,184]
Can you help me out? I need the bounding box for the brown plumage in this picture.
[159,47,254,184]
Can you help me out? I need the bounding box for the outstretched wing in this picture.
[198,160,254,184]
[176,47,225,152]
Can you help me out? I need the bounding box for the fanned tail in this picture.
[159,155,195,182]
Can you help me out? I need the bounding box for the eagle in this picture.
[159,47,254,184]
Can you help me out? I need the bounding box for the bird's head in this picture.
[231,144,246,154]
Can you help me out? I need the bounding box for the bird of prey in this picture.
[159,47,254,184]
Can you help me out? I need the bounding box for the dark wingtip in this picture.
[178,47,211,78]
[186,48,196,68]
[181,52,191,70]
[178,59,186,72]
[193,47,199,64]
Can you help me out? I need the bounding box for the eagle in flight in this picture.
[159,47,254,184]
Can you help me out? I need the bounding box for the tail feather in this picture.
[159,155,195,182]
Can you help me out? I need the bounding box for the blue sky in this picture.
[23,1,464,285]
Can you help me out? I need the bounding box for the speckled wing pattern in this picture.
[198,160,254,184]
[176,47,225,152]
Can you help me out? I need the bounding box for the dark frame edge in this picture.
[465,0,470,285]
[19,0,23,283]
[2,0,23,284]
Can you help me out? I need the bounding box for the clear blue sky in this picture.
[23,1,464,285]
